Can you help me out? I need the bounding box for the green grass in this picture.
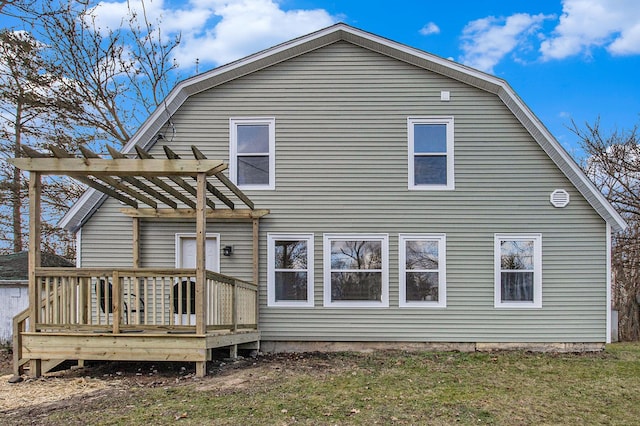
[21,343,640,425]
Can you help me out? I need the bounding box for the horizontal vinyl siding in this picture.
[80,199,133,268]
[139,221,253,283]
[82,41,608,343]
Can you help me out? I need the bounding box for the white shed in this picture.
[0,252,74,345]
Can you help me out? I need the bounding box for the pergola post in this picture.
[28,171,42,377]
[132,217,140,268]
[252,218,260,327]
[195,172,207,377]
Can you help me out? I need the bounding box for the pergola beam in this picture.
[8,157,227,176]
[120,208,270,220]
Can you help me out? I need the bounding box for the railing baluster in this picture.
[112,271,121,334]
[53,277,59,325]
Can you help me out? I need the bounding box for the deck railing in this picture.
[30,267,258,333]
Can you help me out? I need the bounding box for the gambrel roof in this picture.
[60,23,626,233]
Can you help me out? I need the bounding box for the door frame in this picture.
[174,233,221,272]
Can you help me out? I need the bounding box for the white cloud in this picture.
[419,22,440,36]
[89,0,337,69]
[540,0,640,59]
[459,13,552,73]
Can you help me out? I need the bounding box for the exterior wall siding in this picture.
[80,41,608,343]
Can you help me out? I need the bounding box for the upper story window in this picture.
[399,234,446,308]
[494,234,542,308]
[408,117,454,190]
[267,233,314,307]
[229,118,275,190]
[323,234,389,308]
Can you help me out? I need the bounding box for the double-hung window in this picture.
[408,117,454,190]
[399,234,446,307]
[267,234,314,307]
[230,118,275,190]
[323,234,389,307]
[494,234,542,308]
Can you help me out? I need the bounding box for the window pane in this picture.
[501,272,534,301]
[406,240,438,270]
[237,124,269,153]
[501,240,534,270]
[414,124,447,153]
[414,156,447,185]
[331,240,382,270]
[331,272,382,301]
[238,156,269,185]
[275,240,307,269]
[275,271,307,301]
[406,272,439,302]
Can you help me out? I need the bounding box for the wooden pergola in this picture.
[9,144,268,377]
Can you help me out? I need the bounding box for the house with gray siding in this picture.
[60,24,626,351]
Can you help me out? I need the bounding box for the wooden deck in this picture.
[13,268,259,377]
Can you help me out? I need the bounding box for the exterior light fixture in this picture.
[223,246,233,256]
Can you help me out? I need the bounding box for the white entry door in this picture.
[176,234,219,271]
[175,234,219,325]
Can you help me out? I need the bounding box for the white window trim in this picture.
[229,117,275,190]
[407,116,455,190]
[267,233,314,307]
[323,233,389,308]
[174,233,221,272]
[494,233,542,309]
[75,229,82,268]
[399,234,446,308]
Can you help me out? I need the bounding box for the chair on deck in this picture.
[96,279,144,324]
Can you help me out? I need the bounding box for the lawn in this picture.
[3,343,640,425]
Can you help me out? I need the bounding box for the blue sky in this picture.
[4,0,640,159]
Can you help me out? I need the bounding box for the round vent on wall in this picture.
[550,189,570,208]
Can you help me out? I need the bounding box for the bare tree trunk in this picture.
[12,102,22,253]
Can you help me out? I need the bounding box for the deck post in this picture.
[28,172,42,377]
[232,280,238,332]
[132,217,140,268]
[252,218,259,326]
[252,218,259,285]
[195,172,207,378]
[195,361,206,377]
[195,173,207,336]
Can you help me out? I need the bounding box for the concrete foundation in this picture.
[260,341,605,354]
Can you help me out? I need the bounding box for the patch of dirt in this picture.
[0,374,116,412]
[0,351,352,424]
